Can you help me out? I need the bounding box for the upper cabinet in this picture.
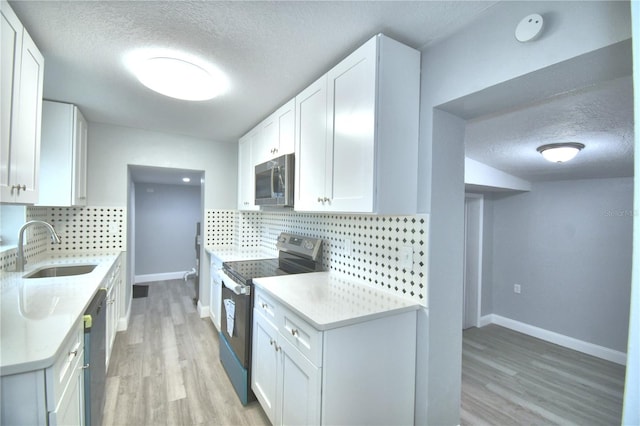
[295,34,420,214]
[237,98,295,210]
[0,0,44,204]
[237,130,259,211]
[38,101,88,207]
[253,98,295,165]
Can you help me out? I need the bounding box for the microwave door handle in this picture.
[270,165,276,197]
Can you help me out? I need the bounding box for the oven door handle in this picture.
[220,270,250,296]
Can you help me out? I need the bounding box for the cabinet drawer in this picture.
[254,289,279,325]
[46,320,84,408]
[280,308,322,367]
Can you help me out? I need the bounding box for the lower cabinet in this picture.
[209,254,223,331]
[253,309,321,426]
[251,287,416,425]
[105,253,122,369]
[0,318,85,426]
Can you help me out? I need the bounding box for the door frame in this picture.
[463,193,484,329]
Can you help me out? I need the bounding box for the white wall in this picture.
[87,122,237,208]
[490,177,633,352]
[418,1,632,423]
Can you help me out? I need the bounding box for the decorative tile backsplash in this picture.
[207,209,429,305]
[8,206,427,305]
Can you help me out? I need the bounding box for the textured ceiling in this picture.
[10,0,498,143]
[9,1,634,185]
[465,76,634,182]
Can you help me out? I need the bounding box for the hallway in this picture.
[102,280,269,425]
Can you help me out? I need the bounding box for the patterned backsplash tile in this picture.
[10,206,428,305]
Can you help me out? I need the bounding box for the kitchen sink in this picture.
[23,264,97,279]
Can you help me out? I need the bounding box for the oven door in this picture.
[220,273,252,368]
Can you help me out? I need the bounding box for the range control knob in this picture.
[303,240,314,250]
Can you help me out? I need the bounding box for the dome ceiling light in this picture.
[536,142,585,163]
[125,49,229,101]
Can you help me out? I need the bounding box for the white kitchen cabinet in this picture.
[294,34,419,214]
[252,307,321,426]
[252,285,414,425]
[237,130,259,211]
[38,101,88,207]
[253,99,295,164]
[105,254,121,369]
[208,253,223,331]
[0,318,84,426]
[0,0,44,204]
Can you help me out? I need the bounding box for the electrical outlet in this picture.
[399,246,413,270]
[514,284,521,294]
[344,238,352,256]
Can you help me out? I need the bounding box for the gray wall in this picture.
[481,196,494,316]
[489,177,633,352]
[134,183,201,275]
[418,2,631,423]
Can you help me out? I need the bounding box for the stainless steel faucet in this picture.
[16,220,61,272]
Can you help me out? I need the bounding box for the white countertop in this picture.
[253,272,420,330]
[0,253,121,376]
[205,245,276,262]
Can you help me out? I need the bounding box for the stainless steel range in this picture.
[218,233,323,405]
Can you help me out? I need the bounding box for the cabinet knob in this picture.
[261,302,267,309]
[80,363,90,370]
[269,339,275,346]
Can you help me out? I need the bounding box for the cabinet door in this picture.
[278,337,321,426]
[255,115,277,164]
[276,99,295,156]
[294,76,328,211]
[237,132,259,211]
[48,354,84,426]
[0,1,22,201]
[72,108,88,205]
[252,311,279,424]
[325,37,377,212]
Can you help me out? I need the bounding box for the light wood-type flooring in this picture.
[103,280,626,425]
[102,279,270,426]
[461,324,626,426]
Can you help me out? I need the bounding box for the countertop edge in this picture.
[0,252,121,377]
[253,272,421,331]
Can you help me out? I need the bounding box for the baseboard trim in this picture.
[480,314,627,365]
[197,300,209,319]
[117,301,131,332]
[134,271,187,283]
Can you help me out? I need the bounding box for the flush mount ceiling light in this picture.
[182,177,191,183]
[536,142,585,163]
[125,49,229,101]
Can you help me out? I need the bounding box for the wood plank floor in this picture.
[461,324,626,426]
[103,280,626,425]
[102,279,270,426]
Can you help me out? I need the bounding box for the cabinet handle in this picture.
[270,339,275,346]
[69,350,78,357]
[275,345,281,352]
[261,302,267,309]
[317,197,323,203]
[290,328,298,336]
[11,184,26,195]
[80,363,90,370]
[323,197,330,203]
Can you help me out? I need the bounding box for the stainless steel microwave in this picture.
[254,153,294,207]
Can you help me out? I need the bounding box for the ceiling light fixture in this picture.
[536,142,585,163]
[125,49,229,101]
[182,177,191,183]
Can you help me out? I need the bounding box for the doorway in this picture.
[126,165,204,313]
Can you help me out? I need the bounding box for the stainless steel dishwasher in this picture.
[83,289,107,426]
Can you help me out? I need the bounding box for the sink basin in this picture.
[23,264,97,279]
